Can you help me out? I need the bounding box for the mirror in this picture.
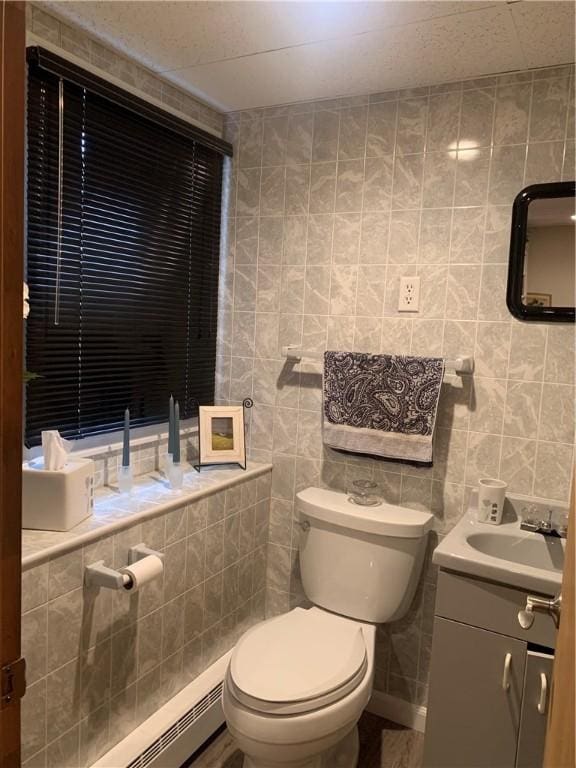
[507,181,575,323]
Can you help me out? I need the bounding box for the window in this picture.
[25,48,232,447]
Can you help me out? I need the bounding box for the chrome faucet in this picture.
[520,509,567,538]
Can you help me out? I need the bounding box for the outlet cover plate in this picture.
[398,276,420,312]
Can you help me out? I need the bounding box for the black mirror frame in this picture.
[507,181,576,323]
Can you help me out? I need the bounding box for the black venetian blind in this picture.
[26,50,230,447]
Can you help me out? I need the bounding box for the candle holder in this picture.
[118,465,133,494]
[168,461,183,491]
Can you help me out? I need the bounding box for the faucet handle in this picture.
[557,512,569,538]
[521,503,537,520]
[520,505,540,532]
[520,518,540,532]
[540,510,553,532]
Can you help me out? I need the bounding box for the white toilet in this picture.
[223,486,433,768]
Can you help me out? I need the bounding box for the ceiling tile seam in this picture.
[506,2,534,71]
[154,2,502,74]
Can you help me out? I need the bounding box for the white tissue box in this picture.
[22,457,95,531]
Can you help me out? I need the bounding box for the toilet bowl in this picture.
[223,487,433,768]
[223,607,376,768]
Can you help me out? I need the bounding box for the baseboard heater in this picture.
[92,652,232,768]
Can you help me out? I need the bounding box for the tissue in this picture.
[41,430,71,470]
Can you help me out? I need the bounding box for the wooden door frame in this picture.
[544,469,575,768]
[0,2,25,766]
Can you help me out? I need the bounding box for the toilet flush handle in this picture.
[296,519,310,532]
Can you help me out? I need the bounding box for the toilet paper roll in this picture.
[119,554,163,592]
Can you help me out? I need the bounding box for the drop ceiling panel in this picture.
[43,0,575,112]
[44,0,496,70]
[510,1,576,69]
[168,5,526,111]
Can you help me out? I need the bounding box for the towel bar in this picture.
[281,346,474,374]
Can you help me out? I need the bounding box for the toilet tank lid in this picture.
[297,487,433,538]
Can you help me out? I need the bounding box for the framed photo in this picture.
[198,405,246,467]
[525,292,552,307]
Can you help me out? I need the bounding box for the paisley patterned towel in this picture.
[323,351,445,463]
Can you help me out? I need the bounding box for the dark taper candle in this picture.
[122,407,130,468]
[173,400,180,464]
[168,394,175,455]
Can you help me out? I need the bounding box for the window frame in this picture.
[25,47,232,448]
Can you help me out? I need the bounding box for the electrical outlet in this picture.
[398,276,420,312]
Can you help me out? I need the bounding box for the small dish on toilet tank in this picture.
[347,479,381,506]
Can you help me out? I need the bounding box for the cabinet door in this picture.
[516,650,554,768]
[423,617,527,768]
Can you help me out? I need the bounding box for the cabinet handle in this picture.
[502,652,512,691]
[537,672,548,715]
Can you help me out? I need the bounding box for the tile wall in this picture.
[23,0,576,727]
[21,472,271,767]
[26,4,224,136]
[218,65,576,707]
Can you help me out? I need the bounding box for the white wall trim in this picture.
[25,32,223,138]
[366,690,427,734]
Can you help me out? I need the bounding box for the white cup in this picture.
[478,478,508,525]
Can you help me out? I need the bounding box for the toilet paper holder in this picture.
[129,543,164,565]
[85,543,164,590]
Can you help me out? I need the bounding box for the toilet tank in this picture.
[297,487,433,623]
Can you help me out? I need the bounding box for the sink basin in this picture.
[434,493,566,595]
[466,532,565,573]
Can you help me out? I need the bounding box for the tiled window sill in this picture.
[22,461,272,569]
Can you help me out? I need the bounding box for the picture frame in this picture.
[198,405,246,468]
[525,292,552,308]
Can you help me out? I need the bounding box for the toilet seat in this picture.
[228,608,368,716]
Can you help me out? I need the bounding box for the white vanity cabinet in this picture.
[423,571,556,768]
[516,650,555,768]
